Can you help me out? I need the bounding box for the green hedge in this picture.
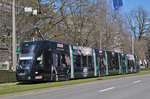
[140,67,150,71]
[0,70,16,83]
[0,67,150,84]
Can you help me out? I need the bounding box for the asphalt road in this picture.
[2,74,150,99]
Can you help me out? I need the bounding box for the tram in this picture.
[16,40,139,82]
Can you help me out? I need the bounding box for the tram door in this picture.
[136,56,140,73]
[121,54,126,74]
[98,53,106,77]
[52,53,68,80]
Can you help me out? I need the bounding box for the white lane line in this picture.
[99,87,115,92]
[133,80,141,84]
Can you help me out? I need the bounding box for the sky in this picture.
[41,0,150,13]
[121,0,150,13]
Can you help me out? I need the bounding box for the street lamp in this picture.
[12,3,39,71]
[12,0,16,71]
[132,33,134,54]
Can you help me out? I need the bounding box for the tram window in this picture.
[130,61,132,68]
[115,55,118,68]
[53,53,58,67]
[131,61,132,67]
[128,60,130,66]
[43,49,51,69]
[82,56,87,67]
[128,60,131,68]
[57,54,61,67]
[131,61,134,67]
[61,54,67,68]
[101,58,105,67]
[88,56,92,67]
[96,57,99,68]
[112,58,115,67]
[74,55,81,67]
[36,54,43,67]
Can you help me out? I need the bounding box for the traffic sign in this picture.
[24,7,32,12]
[113,0,123,11]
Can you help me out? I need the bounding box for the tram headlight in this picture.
[28,76,31,80]
[35,71,38,74]
[35,76,42,79]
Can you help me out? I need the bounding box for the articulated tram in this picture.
[16,40,139,82]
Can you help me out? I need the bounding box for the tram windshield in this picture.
[20,43,37,55]
[19,59,32,69]
[18,43,38,69]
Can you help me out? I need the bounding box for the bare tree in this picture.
[126,6,150,64]
[126,6,150,40]
[2,0,148,70]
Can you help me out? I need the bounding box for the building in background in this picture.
[0,0,12,70]
[0,46,9,70]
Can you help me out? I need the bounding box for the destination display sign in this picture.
[72,46,93,56]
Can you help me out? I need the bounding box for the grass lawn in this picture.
[0,70,150,96]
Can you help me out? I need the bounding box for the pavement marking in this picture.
[99,87,115,92]
[133,80,141,84]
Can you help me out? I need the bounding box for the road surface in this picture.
[2,74,150,99]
